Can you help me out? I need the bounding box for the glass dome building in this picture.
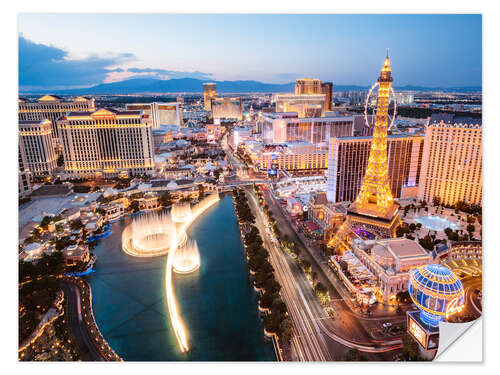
[408,264,465,327]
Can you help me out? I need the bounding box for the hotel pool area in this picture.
[414,215,459,231]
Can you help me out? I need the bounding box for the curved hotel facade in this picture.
[57,108,154,178]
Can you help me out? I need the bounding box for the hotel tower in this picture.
[57,108,154,178]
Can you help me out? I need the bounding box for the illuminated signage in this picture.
[445,296,465,319]
[408,315,427,347]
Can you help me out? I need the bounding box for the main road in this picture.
[245,186,332,361]
[245,185,403,360]
[61,281,107,361]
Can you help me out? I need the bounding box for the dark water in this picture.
[86,195,276,361]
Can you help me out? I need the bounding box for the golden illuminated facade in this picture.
[418,114,482,206]
[295,78,323,95]
[322,82,333,111]
[19,119,58,177]
[203,83,217,111]
[19,95,95,143]
[58,108,154,178]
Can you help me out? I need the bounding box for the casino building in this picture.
[126,102,183,129]
[327,133,424,203]
[211,97,243,121]
[418,113,482,206]
[262,112,353,147]
[273,93,327,118]
[18,95,96,144]
[57,108,154,178]
[18,119,58,178]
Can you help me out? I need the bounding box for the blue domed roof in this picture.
[410,264,464,297]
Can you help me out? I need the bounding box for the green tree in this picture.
[343,348,367,361]
[160,191,172,207]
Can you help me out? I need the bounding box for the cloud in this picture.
[19,36,214,89]
[19,36,135,89]
[126,67,212,80]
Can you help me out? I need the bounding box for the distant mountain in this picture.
[19,78,482,95]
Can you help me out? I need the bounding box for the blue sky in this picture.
[18,14,482,89]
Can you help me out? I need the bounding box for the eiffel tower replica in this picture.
[330,52,401,252]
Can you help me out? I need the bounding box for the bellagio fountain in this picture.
[121,193,220,353]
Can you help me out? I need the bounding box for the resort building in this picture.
[295,78,323,95]
[327,133,425,203]
[274,93,327,118]
[203,83,217,111]
[322,82,333,111]
[19,119,58,177]
[308,192,345,240]
[262,112,353,147]
[350,238,433,302]
[211,97,243,121]
[418,114,482,206]
[246,141,328,172]
[18,140,32,197]
[125,102,183,129]
[58,108,155,178]
[19,95,95,144]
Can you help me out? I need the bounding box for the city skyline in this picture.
[19,14,482,91]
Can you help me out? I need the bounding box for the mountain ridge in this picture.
[19,77,482,95]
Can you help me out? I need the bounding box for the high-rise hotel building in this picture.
[125,102,183,129]
[203,83,217,111]
[327,134,425,203]
[57,108,154,178]
[18,140,33,197]
[418,114,482,206]
[262,112,353,148]
[322,82,333,111]
[211,97,243,121]
[19,119,58,177]
[295,78,323,95]
[274,93,327,118]
[19,95,95,143]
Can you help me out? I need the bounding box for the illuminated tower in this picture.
[346,52,401,237]
[203,83,217,111]
[329,53,401,251]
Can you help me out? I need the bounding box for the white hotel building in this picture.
[19,95,96,144]
[125,102,183,129]
[57,108,155,178]
[19,119,58,177]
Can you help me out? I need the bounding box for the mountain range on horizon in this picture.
[19,77,482,95]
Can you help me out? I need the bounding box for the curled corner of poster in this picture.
[434,317,483,362]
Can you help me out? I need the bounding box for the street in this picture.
[61,281,107,361]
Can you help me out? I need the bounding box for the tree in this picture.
[198,184,205,200]
[402,333,422,361]
[70,219,83,231]
[130,200,140,213]
[279,317,292,343]
[343,348,367,361]
[160,191,172,207]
